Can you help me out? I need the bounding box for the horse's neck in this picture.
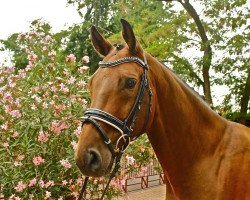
[147,56,227,191]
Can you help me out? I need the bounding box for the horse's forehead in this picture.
[103,44,130,61]
[89,46,142,87]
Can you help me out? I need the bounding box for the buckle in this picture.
[104,139,111,145]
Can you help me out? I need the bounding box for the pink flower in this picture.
[63,69,69,76]
[4,105,12,113]
[42,102,49,109]
[14,161,22,167]
[110,179,121,189]
[28,178,37,187]
[38,131,49,143]
[140,146,145,152]
[50,120,68,134]
[76,80,87,87]
[62,180,68,185]
[39,180,45,188]
[74,126,81,137]
[3,142,9,148]
[140,166,148,175]
[12,131,19,138]
[45,191,51,199]
[25,64,33,71]
[82,55,89,63]
[65,54,76,63]
[6,66,14,74]
[60,159,72,169]
[17,69,26,78]
[78,66,89,73]
[59,83,69,93]
[29,194,34,199]
[71,192,78,198]
[8,80,16,88]
[125,155,135,165]
[76,177,82,185]
[9,110,22,118]
[9,194,21,200]
[31,104,37,110]
[42,46,48,52]
[58,197,63,200]
[1,122,8,130]
[45,180,54,188]
[48,50,56,57]
[121,179,126,187]
[67,76,76,84]
[71,141,77,150]
[43,35,52,44]
[33,156,45,166]
[15,180,26,192]
[2,91,13,103]
[0,77,4,83]
[17,155,25,160]
[27,52,38,63]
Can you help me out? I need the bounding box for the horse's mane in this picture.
[158,60,206,102]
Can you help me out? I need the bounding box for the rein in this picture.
[78,54,152,200]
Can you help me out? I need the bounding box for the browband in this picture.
[99,56,148,69]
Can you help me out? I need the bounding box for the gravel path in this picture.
[116,185,166,200]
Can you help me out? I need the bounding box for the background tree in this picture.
[202,0,250,124]
[1,1,249,124]
[67,0,249,124]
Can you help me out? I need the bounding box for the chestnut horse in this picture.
[75,19,250,199]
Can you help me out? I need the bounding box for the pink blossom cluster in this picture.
[14,181,26,192]
[82,55,90,63]
[28,178,37,187]
[78,66,89,73]
[60,159,72,169]
[125,155,135,165]
[50,120,68,133]
[65,54,76,63]
[39,180,55,188]
[9,194,21,200]
[37,131,49,143]
[32,156,45,166]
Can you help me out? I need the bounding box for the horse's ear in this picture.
[121,19,143,54]
[90,26,113,57]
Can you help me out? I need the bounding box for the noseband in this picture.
[78,54,152,200]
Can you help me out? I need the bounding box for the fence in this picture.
[120,159,165,192]
[82,159,165,198]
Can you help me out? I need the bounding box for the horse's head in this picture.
[75,19,153,177]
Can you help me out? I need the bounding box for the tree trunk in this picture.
[238,69,250,125]
[164,0,213,106]
[178,0,213,106]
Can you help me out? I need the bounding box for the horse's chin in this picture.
[80,168,109,178]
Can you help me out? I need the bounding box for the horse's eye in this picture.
[125,78,136,89]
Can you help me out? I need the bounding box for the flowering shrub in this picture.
[0,21,160,199]
[0,26,91,199]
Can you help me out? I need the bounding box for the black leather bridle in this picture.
[78,54,152,200]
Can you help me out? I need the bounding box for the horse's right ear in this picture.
[90,26,113,57]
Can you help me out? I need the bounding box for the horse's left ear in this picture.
[121,19,143,54]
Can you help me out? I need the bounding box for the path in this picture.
[116,185,166,200]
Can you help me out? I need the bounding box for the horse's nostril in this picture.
[87,149,101,172]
